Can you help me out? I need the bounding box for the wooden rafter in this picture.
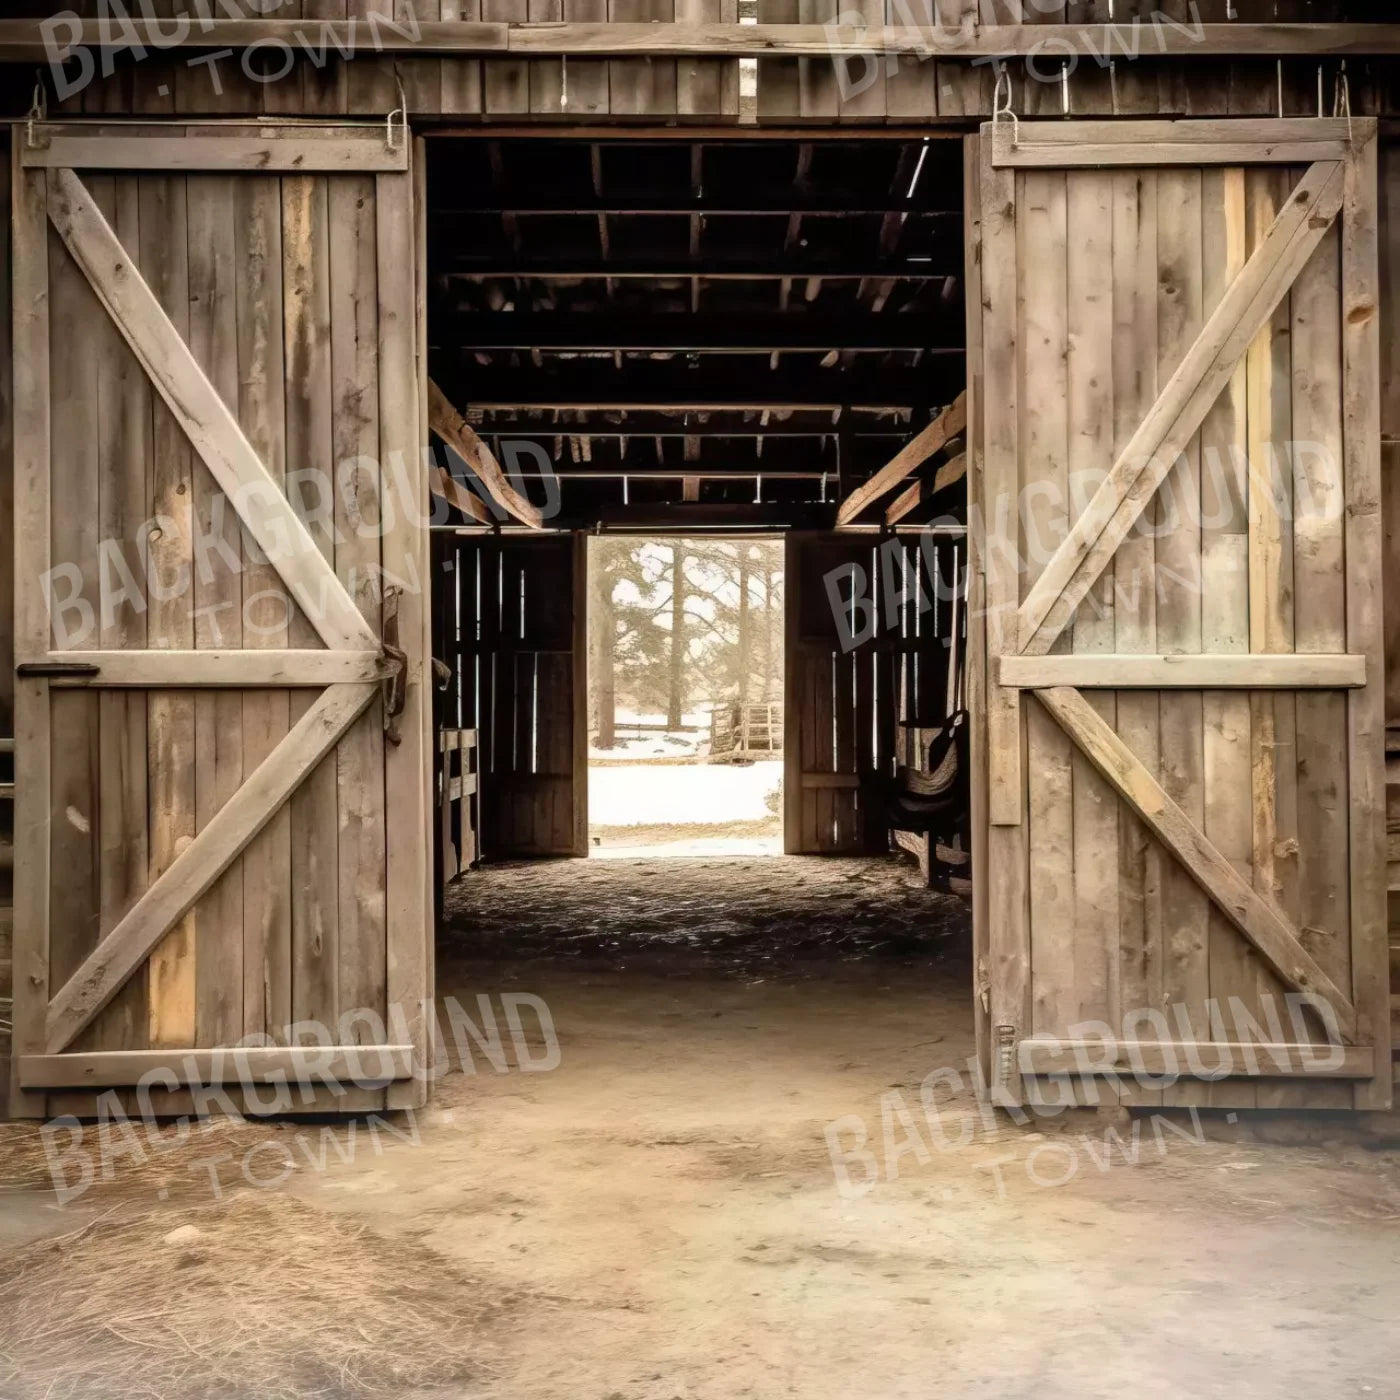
[1016,160,1344,656]
[431,463,495,525]
[13,21,1400,61]
[836,393,966,526]
[1034,686,1357,1041]
[429,379,545,529]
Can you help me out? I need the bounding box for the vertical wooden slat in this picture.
[677,0,737,119]
[10,153,50,1118]
[484,0,531,113]
[442,0,486,115]
[1155,166,1209,1108]
[1110,167,1160,1105]
[1021,168,1075,1047]
[782,534,802,854]
[302,0,352,116]
[141,173,198,1051]
[1342,128,1389,1110]
[979,135,1029,1103]
[382,146,431,1107]
[571,534,589,855]
[283,175,340,1037]
[1244,166,1300,1111]
[330,175,388,1038]
[609,0,678,117]
[47,183,104,1060]
[92,176,150,1059]
[1199,165,1256,1111]
[1287,201,1351,1109]
[236,174,293,1044]
[756,0,800,124]
[1066,168,1116,1032]
[964,134,992,1084]
[188,173,246,1049]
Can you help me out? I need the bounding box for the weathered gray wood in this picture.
[14,20,1400,60]
[997,654,1365,690]
[1018,1040,1374,1079]
[20,1044,413,1089]
[1343,129,1390,1110]
[835,394,965,525]
[45,650,395,685]
[1034,685,1358,1041]
[9,155,51,1118]
[45,167,378,653]
[23,133,409,172]
[430,378,545,529]
[44,683,378,1054]
[1017,160,1345,657]
[992,119,1357,169]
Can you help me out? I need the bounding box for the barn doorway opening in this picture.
[587,534,786,858]
[425,130,975,987]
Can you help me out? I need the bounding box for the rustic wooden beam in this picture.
[1016,160,1345,657]
[429,379,545,529]
[431,462,495,524]
[13,21,1400,62]
[440,260,953,280]
[991,119,1358,170]
[441,314,958,352]
[44,683,378,1054]
[24,130,408,172]
[836,392,965,525]
[1018,1040,1374,1080]
[39,650,399,686]
[1034,685,1358,1040]
[20,1045,414,1089]
[998,653,1367,690]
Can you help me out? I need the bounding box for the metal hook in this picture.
[386,74,408,152]
[26,76,48,150]
[1333,62,1353,144]
[992,64,1019,148]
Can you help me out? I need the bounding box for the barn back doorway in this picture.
[587,534,786,859]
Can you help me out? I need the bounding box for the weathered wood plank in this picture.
[20,1044,412,1089]
[835,394,965,525]
[45,684,379,1054]
[430,378,545,528]
[1017,159,1344,657]
[1018,1039,1373,1079]
[1034,685,1357,1041]
[996,653,1365,689]
[22,134,409,172]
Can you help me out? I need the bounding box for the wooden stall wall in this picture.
[8,129,432,1117]
[976,121,1387,1109]
[445,533,587,859]
[783,533,889,854]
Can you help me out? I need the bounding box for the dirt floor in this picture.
[2,855,1400,1399]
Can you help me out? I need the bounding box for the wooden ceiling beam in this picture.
[437,313,959,351]
[438,261,954,280]
[15,21,1400,61]
[428,379,545,529]
[835,392,966,526]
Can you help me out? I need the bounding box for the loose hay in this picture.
[0,1191,498,1400]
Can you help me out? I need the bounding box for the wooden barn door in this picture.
[784,533,897,854]
[9,126,432,1117]
[452,534,587,860]
[970,119,1388,1110]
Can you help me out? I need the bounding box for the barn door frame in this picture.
[9,123,432,1117]
[969,118,1387,1109]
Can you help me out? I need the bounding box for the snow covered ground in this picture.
[589,760,782,827]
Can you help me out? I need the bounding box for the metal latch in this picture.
[17,661,100,679]
[380,587,408,746]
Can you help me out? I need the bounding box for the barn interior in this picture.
[422,132,977,994]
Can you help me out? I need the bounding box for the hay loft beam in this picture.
[429,380,545,530]
[12,21,1400,62]
[836,392,966,526]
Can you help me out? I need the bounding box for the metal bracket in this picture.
[380,587,408,746]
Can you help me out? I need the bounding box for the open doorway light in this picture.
[587,536,785,858]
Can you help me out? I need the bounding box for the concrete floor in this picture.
[3,855,1399,1399]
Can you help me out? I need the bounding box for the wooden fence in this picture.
[439,728,478,891]
[709,702,782,761]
